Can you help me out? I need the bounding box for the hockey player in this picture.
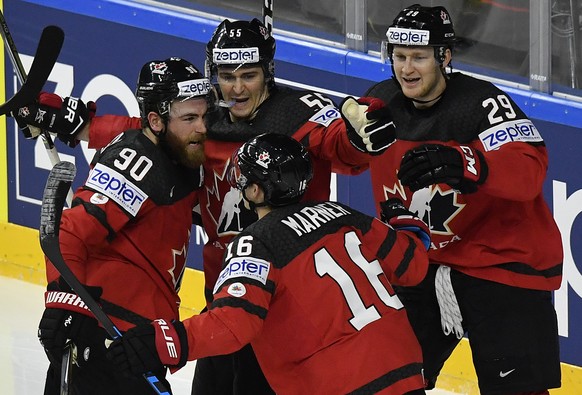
[35,57,212,394]
[106,133,430,395]
[13,18,394,394]
[340,4,564,395]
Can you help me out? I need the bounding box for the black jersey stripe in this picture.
[346,362,423,395]
[211,297,268,320]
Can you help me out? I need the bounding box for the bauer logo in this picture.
[213,47,260,64]
[85,163,147,217]
[213,257,270,293]
[479,119,543,151]
[387,27,430,45]
[177,78,212,97]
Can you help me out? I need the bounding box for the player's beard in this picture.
[161,131,206,169]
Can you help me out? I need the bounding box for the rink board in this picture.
[1,0,582,392]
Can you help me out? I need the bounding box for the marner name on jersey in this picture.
[282,202,351,236]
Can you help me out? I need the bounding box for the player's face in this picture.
[392,46,448,108]
[165,98,208,168]
[217,65,269,121]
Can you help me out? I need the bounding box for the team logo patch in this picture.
[150,61,168,75]
[227,282,247,297]
[85,163,148,217]
[18,106,31,117]
[257,151,271,168]
[479,119,543,151]
[441,10,451,24]
[90,193,109,205]
[214,257,270,294]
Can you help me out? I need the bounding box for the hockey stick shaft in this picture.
[2,16,74,393]
[263,0,273,34]
[0,11,26,82]
[39,161,171,395]
[0,12,73,206]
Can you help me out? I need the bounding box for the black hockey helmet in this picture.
[136,57,215,127]
[206,18,276,88]
[227,133,312,207]
[382,4,457,64]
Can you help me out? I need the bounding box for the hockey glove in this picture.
[38,278,103,368]
[106,319,188,377]
[10,92,96,147]
[340,96,396,155]
[398,144,488,193]
[380,198,431,250]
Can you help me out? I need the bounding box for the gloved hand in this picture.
[380,198,431,250]
[10,92,96,147]
[106,319,188,377]
[398,144,488,193]
[38,278,103,367]
[340,96,396,155]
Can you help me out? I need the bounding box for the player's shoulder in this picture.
[267,86,337,110]
[94,129,156,163]
[447,73,505,100]
[445,73,528,117]
[250,86,338,136]
[91,129,173,185]
[365,78,401,103]
[241,201,374,267]
[86,130,200,214]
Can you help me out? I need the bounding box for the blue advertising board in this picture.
[4,0,582,368]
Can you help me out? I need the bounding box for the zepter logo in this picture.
[387,27,430,46]
[177,78,212,97]
[212,47,260,64]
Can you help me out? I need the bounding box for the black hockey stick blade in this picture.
[39,161,171,395]
[0,25,64,115]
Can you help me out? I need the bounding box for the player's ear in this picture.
[247,183,265,204]
[148,112,163,133]
[442,48,452,68]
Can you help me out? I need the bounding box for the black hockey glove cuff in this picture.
[340,96,396,155]
[38,278,103,367]
[10,92,96,147]
[398,143,488,193]
[380,198,431,250]
[106,319,188,377]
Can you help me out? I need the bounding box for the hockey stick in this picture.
[1,15,75,392]
[0,23,63,115]
[39,161,171,395]
[0,17,75,392]
[0,13,74,207]
[263,0,273,34]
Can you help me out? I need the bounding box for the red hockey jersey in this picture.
[182,201,428,394]
[89,86,368,303]
[363,73,563,290]
[48,130,202,331]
